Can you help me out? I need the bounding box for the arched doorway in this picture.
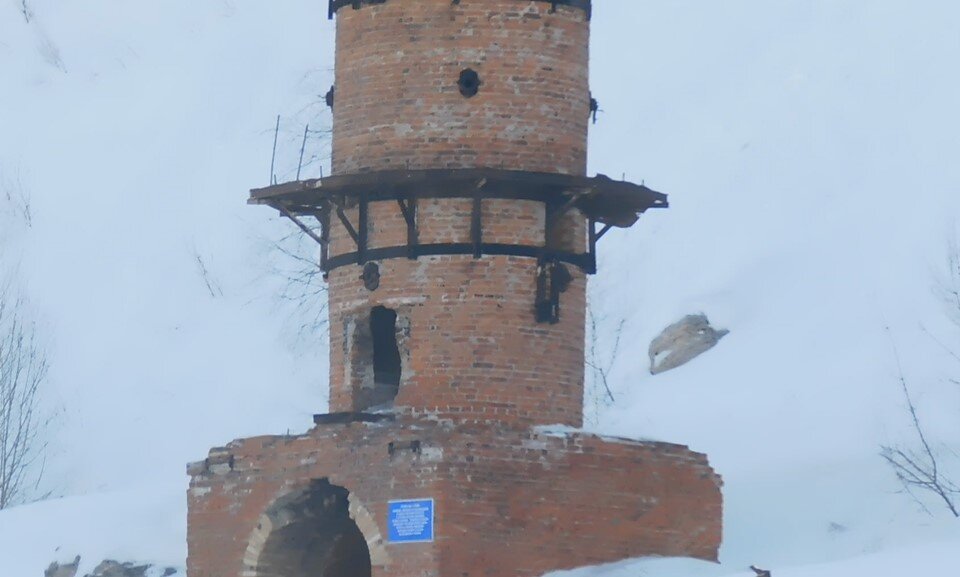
[251,480,372,577]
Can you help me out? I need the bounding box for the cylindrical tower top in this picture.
[331,0,591,175]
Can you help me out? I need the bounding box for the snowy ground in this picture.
[1,1,959,576]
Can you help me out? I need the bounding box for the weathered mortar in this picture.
[327,255,588,427]
[325,0,591,427]
[332,1,590,175]
[187,420,722,577]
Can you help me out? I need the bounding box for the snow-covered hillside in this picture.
[1,1,959,576]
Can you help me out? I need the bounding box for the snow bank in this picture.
[0,485,186,576]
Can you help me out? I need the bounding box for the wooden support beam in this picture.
[596,222,614,241]
[276,204,327,247]
[335,206,360,246]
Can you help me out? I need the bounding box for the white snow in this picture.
[1,1,959,576]
[551,534,960,577]
[0,485,186,577]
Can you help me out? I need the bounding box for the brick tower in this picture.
[187,2,722,576]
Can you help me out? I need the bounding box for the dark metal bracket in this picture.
[274,206,334,278]
[396,198,419,259]
[535,259,573,324]
[596,222,614,240]
[358,192,369,263]
[257,168,667,276]
[268,177,651,323]
[585,219,615,275]
[277,204,328,248]
[589,93,600,124]
[317,208,331,269]
[329,0,591,20]
[471,196,483,259]
[334,205,360,247]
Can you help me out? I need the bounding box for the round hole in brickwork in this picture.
[458,68,481,98]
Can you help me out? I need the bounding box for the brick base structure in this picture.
[187,418,721,577]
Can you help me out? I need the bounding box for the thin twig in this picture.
[586,306,624,408]
[0,287,49,509]
[879,325,959,517]
[192,251,223,299]
[265,227,329,339]
[20,0,32,23]
[919,325,960,366]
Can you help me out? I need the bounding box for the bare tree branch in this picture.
[1,167,33,229]
[19,0,32,24]
[192,249,223,299]
[0,286,49,509]
[265,225,328,340]
[920,325,960,366]
[948,236,960,323]
[879,326,959,518]
[585,301,627,424]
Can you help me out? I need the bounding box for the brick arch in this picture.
[242,480,390,577]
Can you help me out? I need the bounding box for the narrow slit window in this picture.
[370,306,401,397]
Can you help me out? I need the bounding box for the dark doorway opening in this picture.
[256,480,372,577]
[370,305,401,392]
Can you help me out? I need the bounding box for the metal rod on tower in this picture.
[296,124,309,181]
[270,115,280,185]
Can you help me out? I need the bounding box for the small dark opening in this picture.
[361,262,380,291]
[371,306,401,392]
[324,85,335,109]
[458,68,481,98]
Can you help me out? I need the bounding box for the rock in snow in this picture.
[45,557,80,577]
[648,314,729,375]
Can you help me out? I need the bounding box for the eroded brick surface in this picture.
[332,1,590,175]
[327,255,588,427]
[187,421,721,577]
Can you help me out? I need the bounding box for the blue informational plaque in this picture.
[387,498,435,543]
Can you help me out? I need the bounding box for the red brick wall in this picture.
[186,422,722,577]
[186,427,442,577]
[332,0,590,175]
[438,431,722,573]
[327,254,588,428]
[324,0,592,426]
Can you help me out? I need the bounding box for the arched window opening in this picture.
[253,480,372,577]
[350,305,405,412]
